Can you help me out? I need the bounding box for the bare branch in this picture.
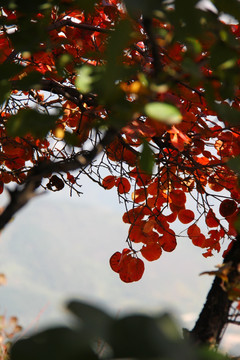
[48,18,113,34]
[0,128,117,231]
[11,78,97,109]
[190,236,240,347]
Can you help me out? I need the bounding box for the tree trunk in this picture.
[190,236,240,347]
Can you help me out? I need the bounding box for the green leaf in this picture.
[213,0,240,21]
[0,63,24,81]
[210,43,237,69]
[156,313,181,341]
[64,131,81,147]
[67,300,113,341]
[10,18,48,52]
[56,54,73,76]
[106,19,132,66]
[4,0,50,12]
[234,214,240,234]
[0,80,11,105]
[213,103,240,125]
[181,58,202,84]
[185,37,202,55]
[75,66,96,94]
[124,0,163,17]
[13,71,42,91]
[75,0,95,13]
[228,156,240,174]
[10,326,98,360]
[6,109,60,138]
[109,314,184,359]
[144,102,182,125]
[0,63,25,104]
[97,19,133,102]
[140,141,155,174]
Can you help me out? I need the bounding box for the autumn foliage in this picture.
[0,0,240,284]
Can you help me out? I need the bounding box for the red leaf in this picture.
[119,256,144,282]
[169,189,186,206]
[141,242,162,261]
[223,241,234,257]
[164,212,178,223]
[102,175,116,189]
[202,249,213,258]
[219,199,237,218]
[178,209,195,224]
[127,257,145,281]
[193,233,206,247]
[116,177,131,194]
[128,223,144,243]
[109,251,121,273]
[206,209,219,228]
[188,224,201,239]
[122,207,144,224]
[159,231,177,252]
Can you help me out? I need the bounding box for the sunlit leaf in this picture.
[75,66,95,94]
[144,102,182,125]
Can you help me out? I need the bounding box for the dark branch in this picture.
[142,17,163,79]
[0,128,117,231]
[190,236,240,347]
[11,78,97,109]
[48,18,113,34]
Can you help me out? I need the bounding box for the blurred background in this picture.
[0,176,239,355]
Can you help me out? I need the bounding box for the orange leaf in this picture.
[196,156,209,165]
[168,126,191,152]
[67,172,75,184]
[132,188,146,203]
[143,219,156,233]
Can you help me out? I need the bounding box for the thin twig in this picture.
[48,18,113,34]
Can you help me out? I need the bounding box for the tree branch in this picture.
[11,78,97,109]
[190,236,240,347]
[0,128,117,231]
[142,17,163,79]
[47,18,113,34]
